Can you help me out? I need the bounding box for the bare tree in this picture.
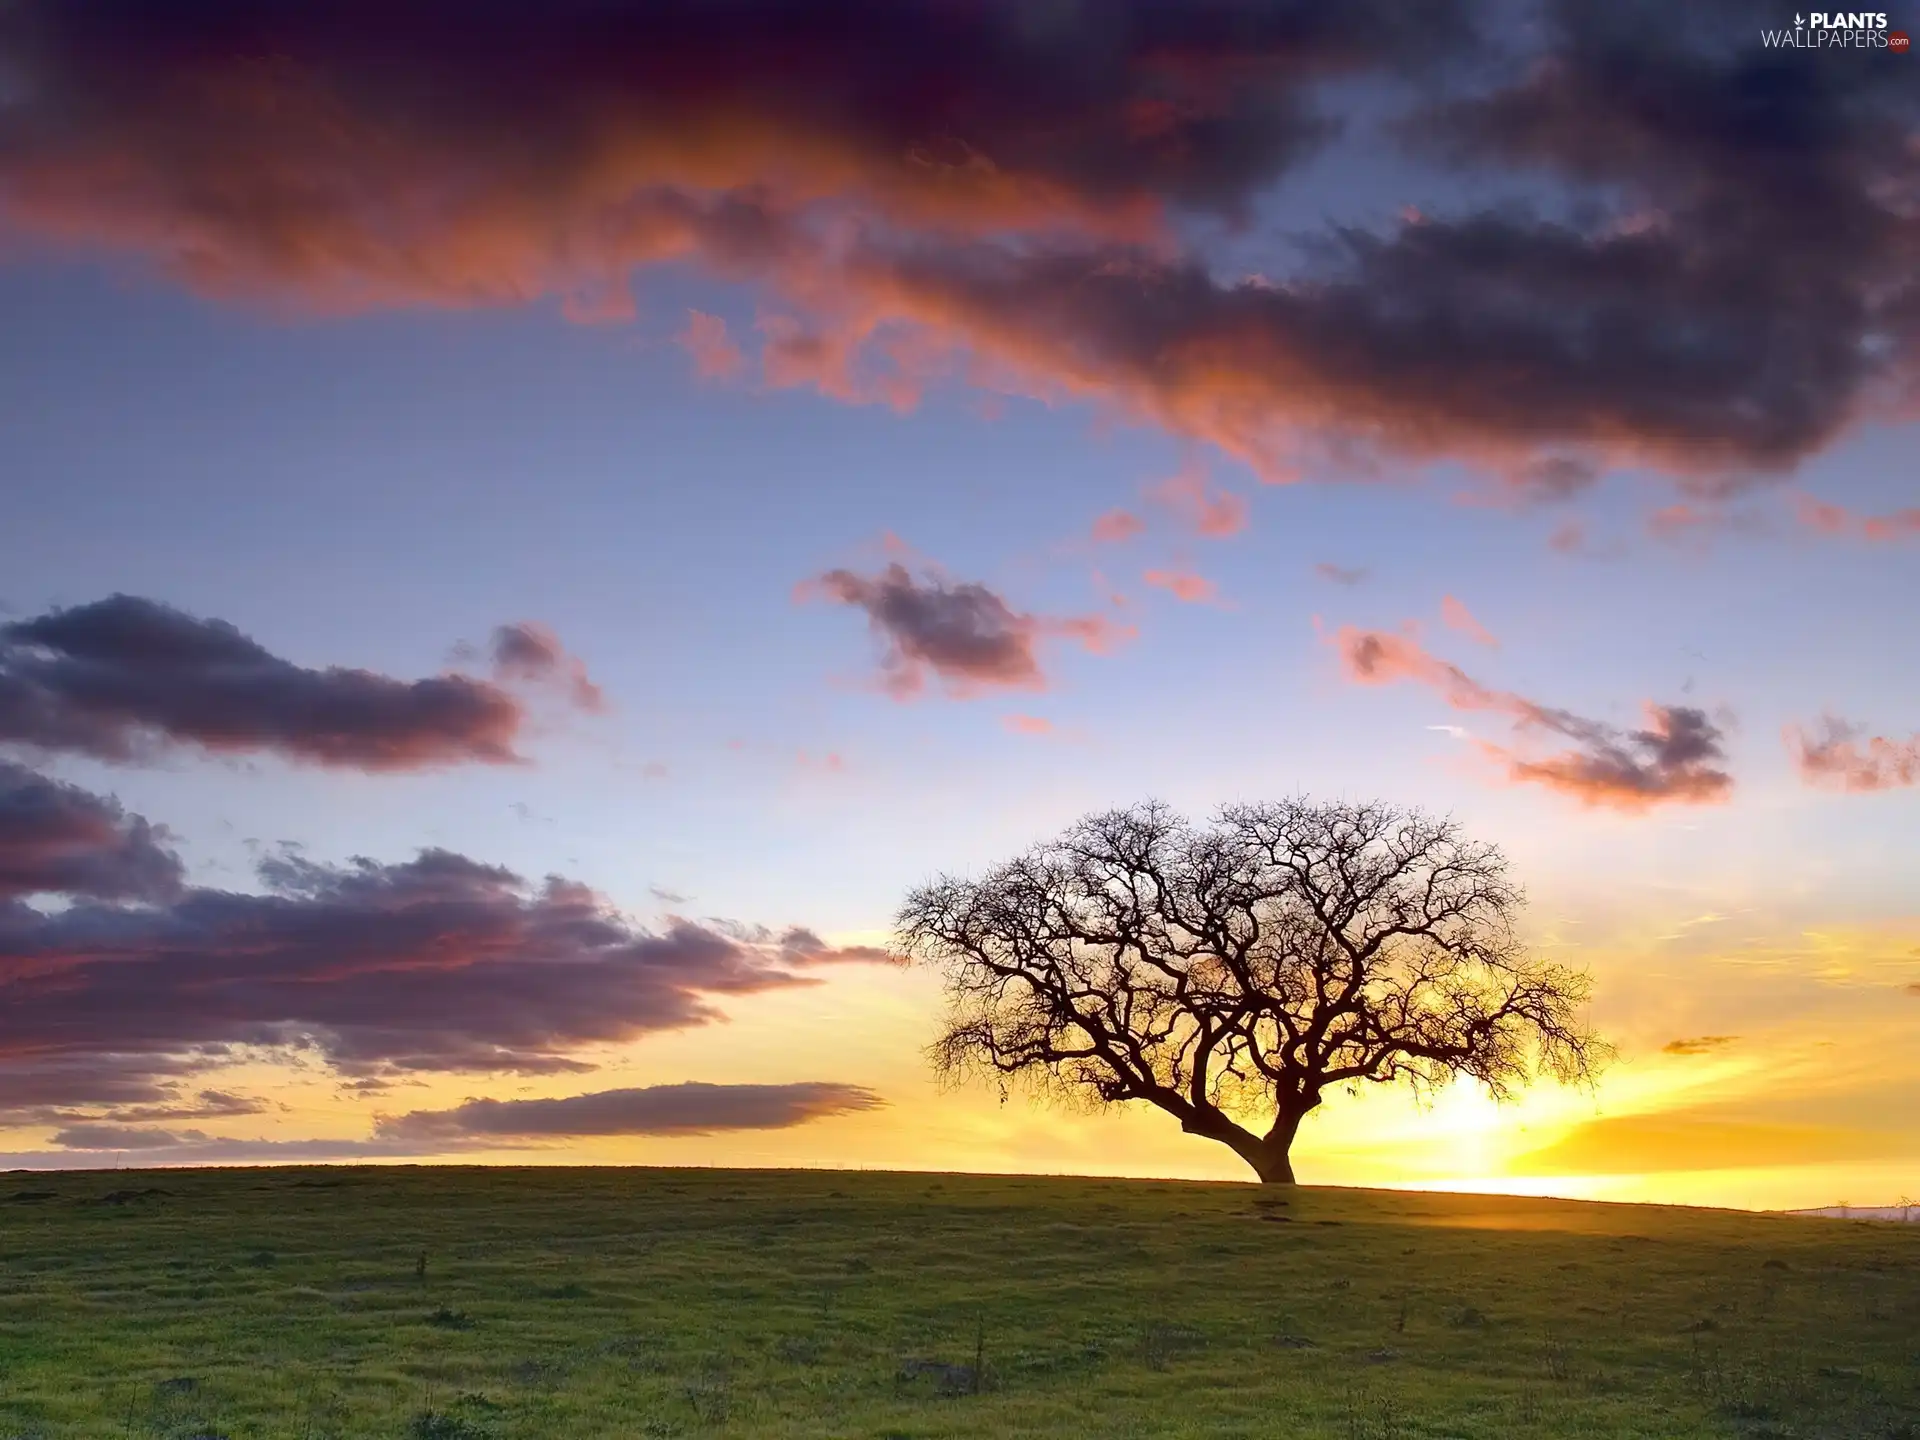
[897,799,1602,1183]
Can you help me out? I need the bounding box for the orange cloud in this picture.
[676,309,744,380]
[1440,594,1497,647]
[1334,626,1733,811]
[1001,714,1054,736]
[1785,716,1920,792]
[1143,568,1219,604]
[1661,1035,1739,1056]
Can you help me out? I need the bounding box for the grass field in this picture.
[0,1166,1915,1439]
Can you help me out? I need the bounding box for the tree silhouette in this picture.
[898,799,1601,1183]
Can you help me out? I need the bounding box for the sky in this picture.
[0,0,1916,1210]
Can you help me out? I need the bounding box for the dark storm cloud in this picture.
[0,0,1446,271]
[1401,0,1920,483]
[0,758,184,900]
[0,832,895,1109]
[3,0,1908,483]
[376,1081,885,1142]
[803,563,1128,699]
[0,595,527,769]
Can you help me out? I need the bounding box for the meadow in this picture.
[0,1165,1914,1439]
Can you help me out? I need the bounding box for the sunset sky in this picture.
[2,0,1916,1210]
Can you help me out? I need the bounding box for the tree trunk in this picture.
[1179,1106,1299,1184]
[1240,1106,1308,1183]
[1246,1143,1296,1185]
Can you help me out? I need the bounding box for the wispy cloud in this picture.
[676,309,745,380]
[1146,463,1248,538]
[1313,563,1369,586]
[1089,510,1145,545]
[1335,627,1733,810]
[1786,716,1920,792]
[1143,569,1221,605]
[376,1081,884,1142]
[1662,1036,1739,1057]
[1794,496,1920,544]
[1440,595,1497,647]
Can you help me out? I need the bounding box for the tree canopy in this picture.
[897,798,1602,1182]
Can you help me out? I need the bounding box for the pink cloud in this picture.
[1144,568,1220,604]
[1002,714,1055,735]
[1334,626,1733,811]
[676,309,744,380]
[1785,716,1920,792]
[1090,509,1146,544]
[1794,495,1920,543]
[1147,462,1248,537]
[1440,595,1497,648]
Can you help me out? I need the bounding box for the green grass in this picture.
[0,1166,1915,1438]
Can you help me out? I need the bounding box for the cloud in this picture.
[1786,715,1920,792]
[0,0,1417,300]
[1,595,529,770]
[1143,569,1220,605]
[11,1081,884,1161]
[1335,626,1733,810]
[0,781,895,1108]
[14,1131,438,1164]
[489,622,606,712]
[1662,1035,1738,1056]
[1313,563,1369,586]
[677,309,745,380]
[1548,521,1587,555]
[10,1087,276,1128]
[1794,496,1920,544]
[801,561,1128,698]
[1002,714,1055,736]
[1089,510,1145,545]
[1440,594,1497,647]
[1146,463,1248,537]
[1501,704,1732,812]
[1405,2,1920,483]
[0,759,184,901]
[48,1123,208,1151]
[6,2,1903,484]
[376,1080,883,1142]
[772,926,897,968]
